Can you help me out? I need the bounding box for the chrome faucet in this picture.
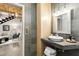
[55,33,59,36]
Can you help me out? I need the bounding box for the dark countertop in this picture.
[41,38,79,50]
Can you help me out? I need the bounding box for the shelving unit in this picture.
[0,40,19,46]
[0,15,15,24]
[0,3,24,56]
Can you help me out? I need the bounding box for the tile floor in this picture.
[0,41,23,56]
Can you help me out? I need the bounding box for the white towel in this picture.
[44,47,56,56]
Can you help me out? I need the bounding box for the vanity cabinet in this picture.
[41,38,79,56]
[57,49,79,56]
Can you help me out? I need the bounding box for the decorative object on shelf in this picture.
[0,37,9,44]
[3,25,10,31]
[66,34,77,43]
[12,33,20,39]
[66,38,76,43]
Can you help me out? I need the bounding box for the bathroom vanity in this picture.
[42,38,79,56]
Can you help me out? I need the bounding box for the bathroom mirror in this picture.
[53,10,71,34]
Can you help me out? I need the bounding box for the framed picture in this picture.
[3,25,10,31]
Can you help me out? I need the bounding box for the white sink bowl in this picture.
[48,36,63,42]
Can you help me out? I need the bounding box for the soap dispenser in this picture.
[69,35,73,41]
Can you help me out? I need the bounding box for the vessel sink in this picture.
[48,36,63,42]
